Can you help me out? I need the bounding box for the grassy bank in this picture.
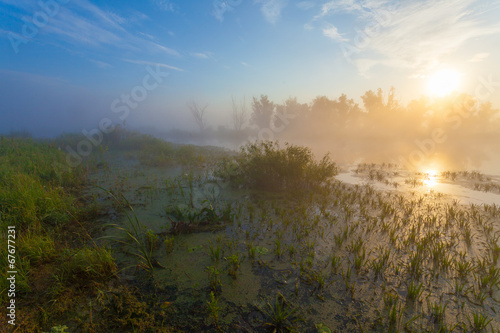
[0,136,117,331]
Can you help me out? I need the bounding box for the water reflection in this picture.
[336,168,500,206]
[423,170,438,188]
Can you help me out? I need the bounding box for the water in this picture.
[336,169,500,205]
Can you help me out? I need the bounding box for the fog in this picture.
[156,89,500,172]
[2,70,499,173]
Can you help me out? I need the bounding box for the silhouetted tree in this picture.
[187,102,208,132]
[231,96,248,131]
[361,87,399,115]
[251,95,275,128]
[274,97,308,129]
[310,96,336,121]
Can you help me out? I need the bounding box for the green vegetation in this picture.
[0,136,117,330]
[217,140,338,191]
[206,291,221,331]
[105,191,157,274]
[2,132,500,332]
[261,292,302,332]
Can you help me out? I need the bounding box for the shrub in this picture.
[219,141,337,191]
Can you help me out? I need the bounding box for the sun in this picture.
[427,69,461,97]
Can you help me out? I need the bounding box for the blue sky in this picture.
[1,0,500,136]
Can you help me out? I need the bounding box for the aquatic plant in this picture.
[406,281,424,303]
[225,253,240,278]
[101,190,155,275]
[164,235,174,253]
[207,291,222,331]
[145,229,159,251]
[246,242,256,261]
[330,254,342,274]
[274,238,284,259]
[207,265,222,294]
[261,292,303,333]
[467,312,492,332]
[207,242,223,263]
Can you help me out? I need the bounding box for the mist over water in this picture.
[135,90,500,175]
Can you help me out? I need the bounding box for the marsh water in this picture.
[337,169,500,206]
[87,152,500,332]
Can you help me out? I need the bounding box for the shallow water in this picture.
[336,169,500,205]
[87,154,500,332]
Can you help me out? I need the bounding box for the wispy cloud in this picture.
[316,0,500,74]
[5,0,179,60]
[469,52,490,62]
[254,0,288,24]
[89,59,112,69]
[151,0,176,12]
[297,1,316,10]
[323,24,348,42]
[123,59,184,72]
[0,69,69,86]
[316,0,366,18]
[241,61,250,67]
[190,52,212,59]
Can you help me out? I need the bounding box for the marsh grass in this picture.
[0,136,122,330]
[164,235,175,253]
[207,291,222,331]
[406,281,424,303]
[58,247,116,283]
[261,292,303,332]
[208,242,223,262]
[225,253,240,278]
[467,312,493,332]
[102,189,156,274]
[207,265,222,294]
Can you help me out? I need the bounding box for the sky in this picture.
[1,0,500,136]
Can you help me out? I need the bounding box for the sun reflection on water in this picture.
[423,170,438,188]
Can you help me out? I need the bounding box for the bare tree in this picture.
[187,102,208,132]
[231,95,248,131]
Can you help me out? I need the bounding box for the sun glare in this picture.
[423,170,438,188]
[427,69,460,97]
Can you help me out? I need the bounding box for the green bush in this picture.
[218,141,337,191]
